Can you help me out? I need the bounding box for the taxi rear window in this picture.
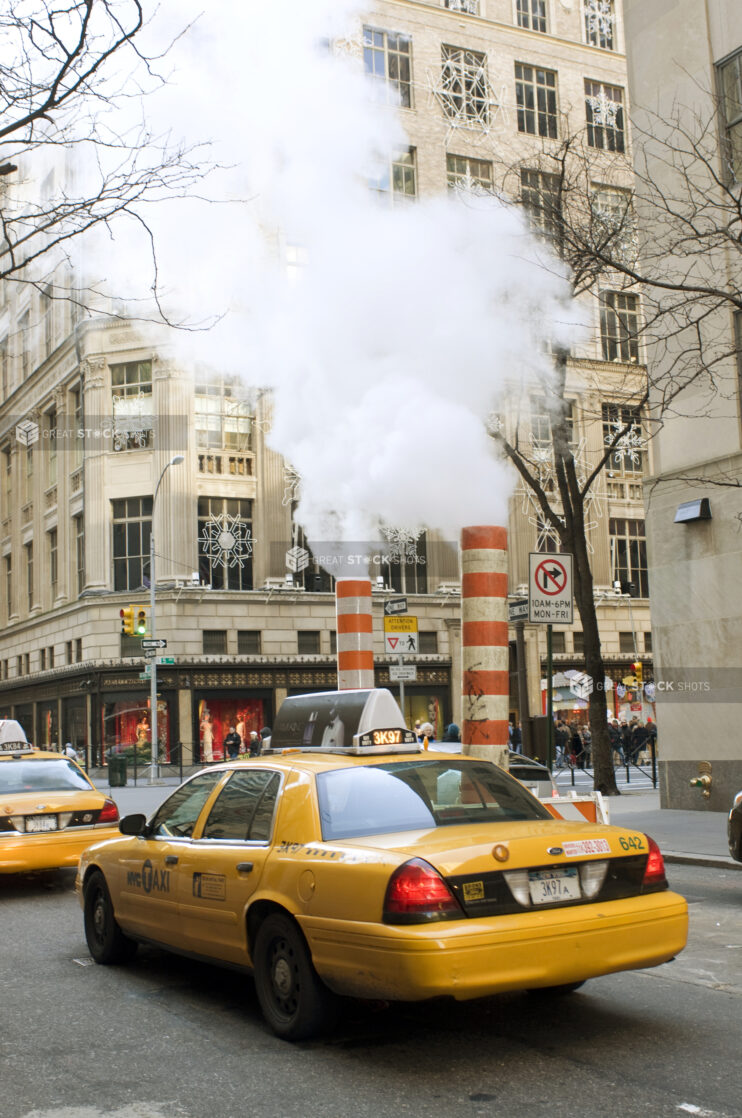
[316,759,552,841]
[0,758,92,794]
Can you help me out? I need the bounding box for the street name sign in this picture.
[141,638,167,649]
[157,657,175,665]
[528,552,574,624]
[508,598,529,623]
[389,663,417,682]
[384,615,418,654]
[384,597,408,616]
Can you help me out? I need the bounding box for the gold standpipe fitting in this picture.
[690,761,712,798]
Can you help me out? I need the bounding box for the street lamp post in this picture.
[148,454,184,783]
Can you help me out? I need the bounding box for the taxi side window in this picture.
[149,771,222,839]
[200,770,280,843]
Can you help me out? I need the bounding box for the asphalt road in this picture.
[3,861,741,1118]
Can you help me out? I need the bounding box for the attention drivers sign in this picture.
[528,552,574,624]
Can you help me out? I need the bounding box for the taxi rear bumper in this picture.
[0,827,121,873]
[300,890,688,1002]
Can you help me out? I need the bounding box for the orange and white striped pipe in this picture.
[335,577,375,690]
[461,526,509,766]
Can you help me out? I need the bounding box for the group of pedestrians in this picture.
[554,716,657,768]
[221,725,271,761]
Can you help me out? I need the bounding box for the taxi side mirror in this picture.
[119,813,148,836]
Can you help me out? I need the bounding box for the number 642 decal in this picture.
[619,834,647,852]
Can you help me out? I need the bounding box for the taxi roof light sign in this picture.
[270,688,421,755]
[0,719,32,754]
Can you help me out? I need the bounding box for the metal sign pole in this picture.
[515,620,531,756]
[546,623,554,769]
[398,654,405,717]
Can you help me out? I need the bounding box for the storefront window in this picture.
[102,694,172,763]
[63,697,88,763]
[397,691,447,741]
[14,704,34,745]
[37,701,59,750]
[197,695,267,763]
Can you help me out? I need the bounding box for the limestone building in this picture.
[0,0,652,767]
[624,0,742,808]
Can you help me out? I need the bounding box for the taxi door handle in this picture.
[237,862,254,874]
[165,855,179,866]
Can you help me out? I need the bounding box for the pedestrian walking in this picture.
[511,721,522,754]
[248,730,261,757]
[608,719,624,763]
[223,726,241,761]
[555,720,570,765]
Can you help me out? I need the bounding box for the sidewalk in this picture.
[99,778,740,872]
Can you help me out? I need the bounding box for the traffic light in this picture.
[135,606,148,636]
[120,606,134,636]
[633,660,643,687]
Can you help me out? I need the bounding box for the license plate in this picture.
[25,815,58,833]
[528,866,581,905]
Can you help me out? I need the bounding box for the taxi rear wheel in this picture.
[253,912,338,1040]
[84,870,137,965]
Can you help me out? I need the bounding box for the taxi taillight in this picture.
[642,835,667,891]
[383,858,463,924]
[98,799,120,824]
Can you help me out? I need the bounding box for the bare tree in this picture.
[0,0,206,313]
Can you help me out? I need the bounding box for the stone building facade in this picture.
[0,0,653,766]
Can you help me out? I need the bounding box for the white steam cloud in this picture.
[80,1,580,545]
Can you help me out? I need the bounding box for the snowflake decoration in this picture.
[429,52,503,140]
[530,512,563,552]
[584,0,615,42]
[486,412,504,436]
[282,464,301,507]
[199,513,254,570]
[380,525,422,564]
[111,393,153,451]
[446,0,479,12]
[586,90,621,129]
[604,420,646,467]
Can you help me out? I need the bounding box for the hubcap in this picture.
[93,895,106,939]
[273,956,292,997]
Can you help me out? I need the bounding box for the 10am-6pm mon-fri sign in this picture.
[528,552,574,624]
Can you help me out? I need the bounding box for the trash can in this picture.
[108,754,128,787]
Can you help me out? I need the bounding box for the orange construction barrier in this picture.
[540,791,609,826]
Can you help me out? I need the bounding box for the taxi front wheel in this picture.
[253,912,338,1040]
[84,870,138,965]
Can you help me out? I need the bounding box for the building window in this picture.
[445,0,479,13]
[18,311,30,380]
[66,640,73,665]
[719,50,742,181]
[194,375,254,451]
[289,513,336,593]
[74,514,85,594]
[644,630,652,652]
[619,630,635,654]
[602,403,643,475]
[2,447,11,519]
[380,530,428,594]
[363,26,412,108]
[329,630,337,655]
[610,517,648,598]
[46,407,57,486]
[446,153,493,192]
[17,654,22,676]
[600,292,639,363]
[585,80,625,152]
[41,286,53,357]
[4,554,11,617]
[237,630,261,654]
[551,631,566,654]
[297,631,321,655]
[0,337,8,401]
[515,63,558,138]
[520,169,561,237]
[573,631,584,655]
[110,360,153,451]
[76,637,82,662]
[440,45,489,127]
[71,384,83,468]
[48,528,58,596]
[517,0,547,33]
[112,497,152,592]
[25,541,33,610]
[41,648,46,671]
[584,0,615,50]
[198,496,254,591]
[203,630,227,655]
[369,148,417,203]
[419,631,438,654]
[48,646,55,669]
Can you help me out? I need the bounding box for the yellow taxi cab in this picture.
[77,689,688,1040]
[0,721,121,873]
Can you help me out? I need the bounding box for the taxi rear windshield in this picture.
[0,759,92,794]
[316,759,552,841]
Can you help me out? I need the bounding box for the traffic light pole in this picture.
[149,528,158,783]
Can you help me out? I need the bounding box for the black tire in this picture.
[528,980,585,997]
[83,869,137,965]
[253,912,338,1040]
